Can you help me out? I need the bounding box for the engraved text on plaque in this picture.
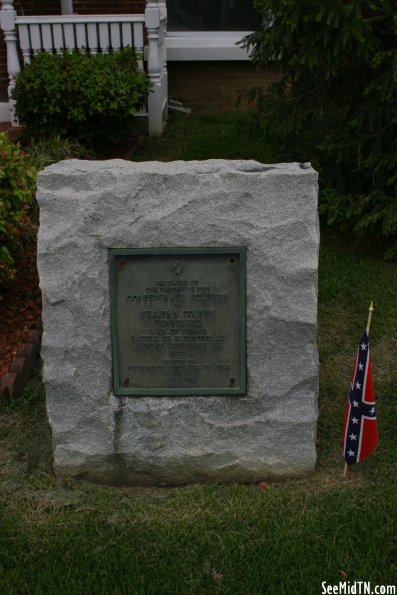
[109,247,246,395]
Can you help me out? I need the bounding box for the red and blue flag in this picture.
[342,330,378,464]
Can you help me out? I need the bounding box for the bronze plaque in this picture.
[109,247,246,396]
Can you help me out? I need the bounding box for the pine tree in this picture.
[242,0,397,256]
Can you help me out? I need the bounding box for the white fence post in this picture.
[0,0,20,125]
[145,0,167,135]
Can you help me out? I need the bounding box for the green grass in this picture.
[132,112,273,163]
[1,113,397,594]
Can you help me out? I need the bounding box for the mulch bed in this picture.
[0,240,42,397]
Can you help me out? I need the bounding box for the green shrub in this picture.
[0,133,36,291]
[241,0,397,257]
[12,48,151,146]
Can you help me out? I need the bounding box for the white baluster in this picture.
[98,23,109,53]
[18,23,31,64]
[64,23,76,51]
[87,22,98,54]
[133,22,144,71]
[121,22,132,49]
[29,23,41,53]
[110,22,121,51]
[0,0,21,125]
[75,23,86,51]
[52,24,64,53]
[41,24,54,53]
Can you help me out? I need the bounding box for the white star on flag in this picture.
[361,342,367,351]
[347,450,356,457]
[352,417,359,424]
[358,363,364,371]
[352,400,359,407]
[349,434,357,441]
[355,382,361,390]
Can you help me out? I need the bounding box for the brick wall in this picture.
[13,1,60,15]
[73,1,145,14]
[168,61,277,112]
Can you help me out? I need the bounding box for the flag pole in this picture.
[366,301,374,336]
[343,302,374,479]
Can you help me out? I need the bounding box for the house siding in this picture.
[1,1,272,115]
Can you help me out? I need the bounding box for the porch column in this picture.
[145,0,167,135]
[0,0,20,125]
[61,0,73,14]
[158,0,168,117]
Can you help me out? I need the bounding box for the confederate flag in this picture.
[342,330,378,464]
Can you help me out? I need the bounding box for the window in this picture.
[167,0,259,32]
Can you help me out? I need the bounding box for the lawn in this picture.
[1,113,396,595]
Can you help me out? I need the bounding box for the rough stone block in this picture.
[37,159,319,486]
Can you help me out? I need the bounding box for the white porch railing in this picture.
[0,0,167,135]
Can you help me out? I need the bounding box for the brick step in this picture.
[0,123,22,143]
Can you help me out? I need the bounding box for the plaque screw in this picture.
[124,378,130,387]
[230,378,236,385]
[230,258,235,264]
